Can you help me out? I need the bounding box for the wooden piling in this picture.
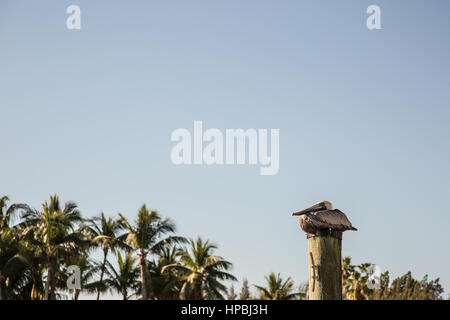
[307,232,342,300]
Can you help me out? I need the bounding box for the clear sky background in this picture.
[1,0,449,298]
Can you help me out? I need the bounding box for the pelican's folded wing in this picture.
[313,209,355,229]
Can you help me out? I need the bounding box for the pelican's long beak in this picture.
[292,203,326,216]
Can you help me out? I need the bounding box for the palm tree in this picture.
[85,212,126,300]
[104,251,140,300]
[75,255,99,300]
[20,194,86,300]
[57,251,99,300]
[297,282,308,300]
[0,196,28,300]
[119,204,186,299]
[227,285,237,300]
[147,245,183,299]
[0,229,27,299]
[163,237,237,300]
[0,196,28,230]
[239,278,252,300]
[254,273,300,300]
[11,239,46,300]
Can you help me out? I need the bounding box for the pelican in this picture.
[292,201,357,235]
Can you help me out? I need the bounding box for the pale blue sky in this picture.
[1,1,450,298]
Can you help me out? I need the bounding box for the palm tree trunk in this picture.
[96,249,109,300]
[122,289,127,300]
[31,272,38,300]
[50,262,57,300]
[44,256,51,300]
[139,252,147,300]
[75,289,80,300]
[0,275,4,300]
[193,281,203,300]
[45,254,56,300]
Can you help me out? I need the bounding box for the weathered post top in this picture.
[292,200,357,300]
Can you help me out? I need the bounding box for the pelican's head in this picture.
[292,200,332,216]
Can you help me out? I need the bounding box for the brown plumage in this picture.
[292,201,357,235]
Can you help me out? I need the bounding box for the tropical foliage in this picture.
[103,251,140,300]
[254,272,303,300]
[84,212,126,300]
[342,256,444,300]
[0,195,445,300]
[162,237,237,300]
[0,195,236,300]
